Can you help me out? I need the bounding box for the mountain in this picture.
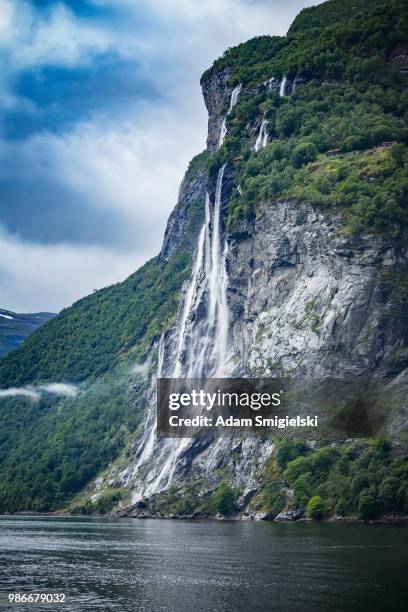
[0,309,55,357]
[0,0,407,519]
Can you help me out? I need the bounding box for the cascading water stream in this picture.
[148,165,230,492]
[141,224,208,494]
[218,83,242,149]
[185,163,229,378]
[173,222,206,378]
[254,119,268,151]
[209,164,229,376]
[131,333,164,476]
[279,76,287,98]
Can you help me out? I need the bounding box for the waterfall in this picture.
[172,164,231,378]
[209,165,229,376]
[218,83,242,149]
[263,76,275,90]
[157,332,165,377]
[267,77,276,92]
[130,163,231,497]
[254,119,268,151]
[279,76,287,98]
[186,163,229,378]
[230,83,242,109]
[173,221,206,378]
[132,333,164,474]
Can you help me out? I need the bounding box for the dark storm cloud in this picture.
[6,57,160,140]
[0,178,137,248]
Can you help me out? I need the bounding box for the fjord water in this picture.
[0,517,407,611]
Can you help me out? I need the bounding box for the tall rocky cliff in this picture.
[86,65,408,518]
[0,0,407,519]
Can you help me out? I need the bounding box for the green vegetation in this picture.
[259,438,408,520]
[137,485,194,516]
[0,252,190,387]
[146,480,240,517]
[259,480,286,516]
[306,495,326,520]
[203,0,408,237]
[72,488,129,515]
[0,246,193,512]
[204,0,406,87]
[206,481,237,516]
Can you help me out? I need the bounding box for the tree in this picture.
[306,495,326,520]
[378,477,399,510]
[291,142,318,168]
[277,438,308,469]
[335,497,349,517]
[390,143,406,167]
[357,492,378,519]
[210,482,236,516]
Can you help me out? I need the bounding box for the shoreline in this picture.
[2,511,408,525]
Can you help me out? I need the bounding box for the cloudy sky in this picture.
[0,0,321,313]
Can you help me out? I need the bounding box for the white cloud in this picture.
[39,383,78,397]
[0,387,39,400]
[132,362,149,375]
[0,0,14,35]
[0,1,127,71]
[0,382,79,400]
[0,99,204,246]
[31,107,203,224]
[0,229,143,312]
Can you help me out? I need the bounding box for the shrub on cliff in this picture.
[208,482,237,516]
[291,142,318,168]
[306,495,326,520]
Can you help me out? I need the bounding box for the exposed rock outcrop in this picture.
[201,67,232,152]
[390,42,408,84]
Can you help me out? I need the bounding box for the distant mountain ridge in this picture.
[0,309,55,357]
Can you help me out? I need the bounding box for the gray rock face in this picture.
[390,42,408,84]
[160,156,207,262]
[275,508,304,521]
[201,69,295,153]
[227,202,408,381]
[201,67,232,152]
